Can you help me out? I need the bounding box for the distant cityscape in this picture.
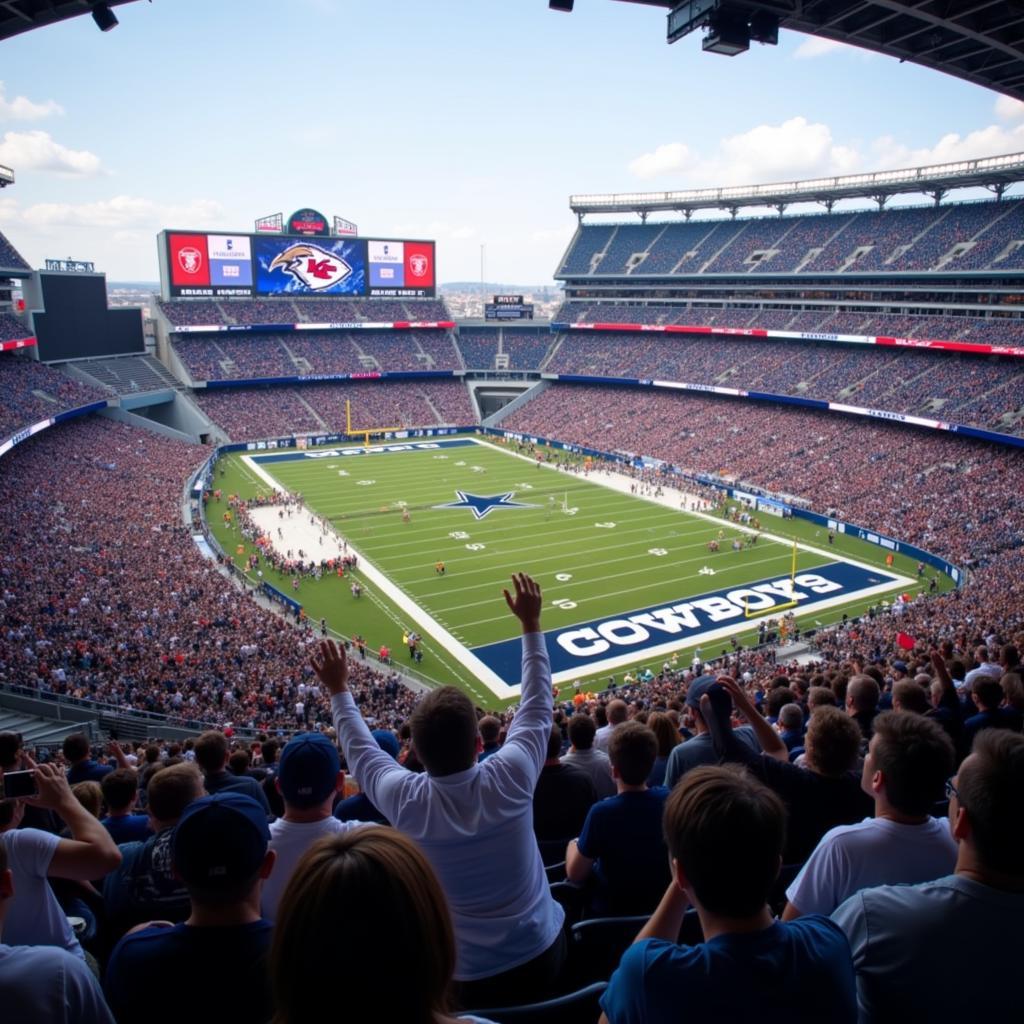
[106,282,565,322]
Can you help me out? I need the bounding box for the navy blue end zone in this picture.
[471,562,904,684]
[249,437,479,464]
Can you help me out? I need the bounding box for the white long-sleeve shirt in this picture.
[331,631,564,981]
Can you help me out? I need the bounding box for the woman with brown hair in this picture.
[646,712,682,788]
[271,827,496,1024]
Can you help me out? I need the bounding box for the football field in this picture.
[211,436,920,704]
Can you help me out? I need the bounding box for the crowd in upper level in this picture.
[559,198,1024,276]
[0,312,31,342]
[555,301,1024,346]
[0,355,108,439]
[158,298,450,328]
[193,380,476,441]
[544,332,1024,434]
[0,229,31,272]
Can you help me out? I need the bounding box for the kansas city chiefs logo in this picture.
[178,247,203,274]
[269,243,352,290]
[408,253,429,278]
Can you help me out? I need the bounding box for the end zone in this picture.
[470,561,913,687]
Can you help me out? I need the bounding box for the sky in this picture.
[0,0,1022,285]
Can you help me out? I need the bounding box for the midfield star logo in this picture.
[269,243,353,290]
[434,490,538,520]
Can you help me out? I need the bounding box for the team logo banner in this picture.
[470,561,904,683]
[255,236,366,296]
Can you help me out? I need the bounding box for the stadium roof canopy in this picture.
[605,1,1024,103]
[570,151,1024,219]
[0,0,140,41]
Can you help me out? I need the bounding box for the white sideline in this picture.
[241,454,520,700]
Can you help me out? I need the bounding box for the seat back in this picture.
[465,981,608,1024]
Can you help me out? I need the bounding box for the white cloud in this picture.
[0,130,100,176]
[629,118,860,186]
[627,111,1024,192]
[792,36,873,61]
[994,94,1024,122]
[628,142,692,180]
[793,36,846,59]
[871,123,1024,169]
[0,82,63,121]
[9,195,225,231]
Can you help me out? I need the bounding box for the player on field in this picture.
[435,561,446,576]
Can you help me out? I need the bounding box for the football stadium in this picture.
[0,3,1022,1022]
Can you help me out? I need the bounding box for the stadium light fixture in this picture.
[549,0,575,10]
[91,3,119,32]
[702,9,749,56]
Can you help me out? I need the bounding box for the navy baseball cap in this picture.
[278,733,341,808]
[685,674,731,713]
[371,729,400,760]
[172,792,270,888]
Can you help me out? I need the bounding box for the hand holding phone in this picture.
[0,768,37,801]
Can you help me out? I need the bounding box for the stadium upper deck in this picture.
[558,197,1024,279]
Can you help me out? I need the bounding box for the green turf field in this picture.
[207,435,937,706]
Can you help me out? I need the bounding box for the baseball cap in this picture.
[371,729,400,760]
[685,675,731,714]
[278,733,341,808]
[892,660,908,674]
[172,792,270,888]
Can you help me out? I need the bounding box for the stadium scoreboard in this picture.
[485,294,534,320]
[159,230,436,300]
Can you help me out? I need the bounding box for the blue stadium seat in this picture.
[464,981,608,1024]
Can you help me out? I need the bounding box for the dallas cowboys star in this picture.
[433,490,539,520]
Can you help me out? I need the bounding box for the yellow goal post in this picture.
[744,537,799,619]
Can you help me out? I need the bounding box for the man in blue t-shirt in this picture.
[104,792,276,1024]
[99,769,151,844]
[600,760,856,1024]
[63,733,113,785]
[567,721,669,915]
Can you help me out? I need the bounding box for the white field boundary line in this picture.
[242,502,472,693]
[393,533,804,602]
[241,454,520,701]
[451,548,837,628]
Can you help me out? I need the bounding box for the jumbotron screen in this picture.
[160,231,436,299]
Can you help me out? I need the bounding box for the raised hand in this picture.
[503,573,542,634]
[311,638,349,696]
[715,676,756,718]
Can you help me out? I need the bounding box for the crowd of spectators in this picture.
[0,416,418,734]
[0,355,108,439]
[543,332,1024,434]
[555,300,1024,347]
[193,380,476,440]
[0,229,31,272]
[503,329,555,369]
[1,561,1020,1021]
[172,330,464,381]
[503,382,1022,568]
[560,198,1024,276]
[0,312,31,342]
[159,298,452,329]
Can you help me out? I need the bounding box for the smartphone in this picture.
[0,769,37,800]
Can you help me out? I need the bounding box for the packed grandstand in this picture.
[2,150,1024,1020]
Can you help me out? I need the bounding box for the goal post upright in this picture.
[744,536,799,619]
